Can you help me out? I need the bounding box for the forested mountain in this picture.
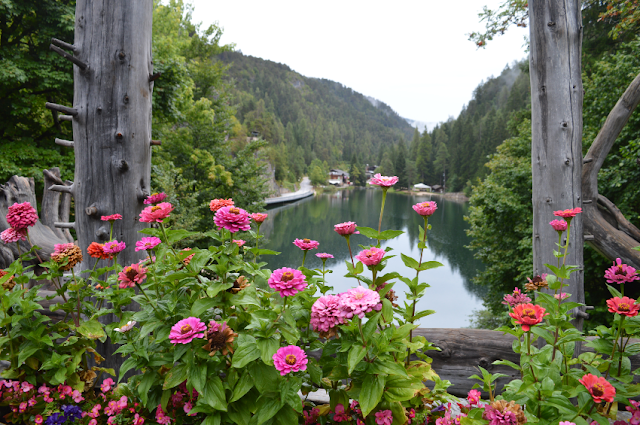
[217,51,414,182]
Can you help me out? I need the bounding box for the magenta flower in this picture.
[143,192,167,205]
[467,389,481,405]
[118,263,147,288]
[233,239,246,247]
[169,317,206,344]
[273,345,308,376]
[355,247,385,266]
[555,292,571,301]
[604,258,640,284]
[293,238,319,251]
[311,294,345,333]
[135,236,162,252]
[375,410,393,425]
[139,202,174,223]
[549,219,568,232]
[100,214,122,222]
[250,213,268,224]
[316,253,334,259]
[334,221,359,236]
[103,240,126,255]
[413,201,438,217]
[333,404,350,422]
[483,405,519,425]
[0,228,27,244]
[339,286,382,319]
[214,206,251,233]
[501,287,531,307]
[100,378,114,393]
[268,268,307,297]
[6,202,38,229]
[369,173,398,188]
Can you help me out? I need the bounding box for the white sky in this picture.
[189,0,529,124]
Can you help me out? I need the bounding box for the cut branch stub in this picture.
[54,222,76,229]
[45,102,77,116]
[54,138,74,148]
[48,183,75,195]
[50,37,78,53]
[58,115,73,122]
[49,44,88,70]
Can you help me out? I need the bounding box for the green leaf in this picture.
[76,319,105,340]
[256,337,280,365]
[203,377,227,411]
[189,363,207,395]
[347,345,367,375]
[256,395,283,425]
[18,344,39,366]
[139,372,157,407]
[191,298,217,316]
[163,364,188,390]
[118,357,138,383]
[201,413,221,425]
[359,374,385,417]
[367,360,408,377]
[378,229,404,240]
[417,261,443,271]
[363,312,381,340]
[206,282,234,298]
[230,371,254,403]
[382,298,394,322]
[232,339,261,368]
[401,253,420,270]
[356,226,380,239]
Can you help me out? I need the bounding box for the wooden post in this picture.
[72,0,154,374]
[529,1,585,327]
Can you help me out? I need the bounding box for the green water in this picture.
[261,188,486,328]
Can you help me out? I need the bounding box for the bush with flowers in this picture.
[1,175,640,425]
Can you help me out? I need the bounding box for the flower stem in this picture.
[136,283,159,314]
[345,235,355,268]
[274,296,287,325]
[377,188,388,246]
[71,268,80,327]
[408,216,428,357]
[605,315,625,379]
[25,232,43,263]
[254,224,261,264]
[301,250,307,268]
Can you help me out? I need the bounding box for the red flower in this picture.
[553,207,582,218]
[87,242,112,260]
[209,198,234,212]
[100,214,122,222]
[509,303,548,331]
[250,213,268,223]
[579,373,615,403]
[606,296,640,317]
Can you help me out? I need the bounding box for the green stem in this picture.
[301,250,307,268]
[527,331,532,356]
[357,317,369,357]
[274,296,288,325]
[345,235,355,268]
[254,225,261,264]
[109,222,114,241]
[377,188,388,246]
[25,232,43,263]
[136,283,159,314]
[149,249,160,298]
[606,315,625,379]
[71,268,81,327]
[159,222,192,272]
[409,216,428,348]
[371,267,377,289]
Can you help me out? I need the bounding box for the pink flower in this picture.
[369,173,398,188]
[251,213,268,223]
[293,238,319,251]
[18,401,27,412]
[549,219,568,232]
[350,400,361,414]
[268,268,308,297]
[555,292,571,301]
[553,207,582,218]
[273,345,308,375]
[133,413,145,425]
[375,409,393,425]
[169,317,206,344]
[502,287,531,307]
[184,401,195,416]
[144,192,167,205]
[607,296,640,317]
[103,240,126,254]
[1,227,27,243]
[72,389,84,402]
[316,253,334,259]
[28,397,37,407]
[339,286,382,319]
[626,400,640,425]
[413,201,438,217]
[304,408,320,425]
[20,381,33,393]
[467,389,481,405]
[214,206,251,233]
[333,404,350,422]
[355,247,385,266]
[35,415,43,424]
[101,214,122,222]
[139,202,174,223]
[118,263,147,288]
[334,221,359,236]
[135,237,161,252]
[6,202,38,229]
[233,239,246,247]
[559,422,576,425]
[155,405,172,425]
[604,258,640,284]
[483,405,519,425]
[311,294,346,333]
[209,198,234,212]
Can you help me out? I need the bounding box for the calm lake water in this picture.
[261,188,485,328]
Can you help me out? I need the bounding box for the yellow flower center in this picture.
[615,265,627,276]
[229,208,240,214]
[421,202,431,208]
[181,324,192,334]
[281,272,294,282]
[303,239,311,243]
[522,308,536,319]
[354,293,364,300]
[618,303,630,312]
[591,383,604,397]
[151,206,161,212]
[285,354,297,365]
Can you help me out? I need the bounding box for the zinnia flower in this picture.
[334,221,359,236]
[509,303,548,331]
[233,239,246,247]
[549,219,568,232]
[169,317,206,344]
[502,288,531,307]
[144,192,167,205]
[607,296,640,317]
[135,237,162,252]
[139,202,174,223]
[553,207,582,218]
[375,410,393,425]
[604,258,640,284]
[555,292,571,301]
[87,242,111,260]
[293,238,319,251]
[103,240,126,255]
[311,294,345,333]
[214,206,251,233]
[355,246,386,266]
[251,213,268,223]
[339,286,382,319]
[204,321,238,356]
[114,321,136,333]
[559,422,576,425]
[6,202,38,229]
[100,214,122,222]
[118,263,147,288]
[316,253,334,259]
[0,227,27,244]
[525,274,548,292]
[369,173,398,188]
[482,400,526,425]
[209,198,234,212]
[579,373,615,403]
[273,345,308,375]
[51,243,83,271]
[268,268,307,297]
[413,201,438,217]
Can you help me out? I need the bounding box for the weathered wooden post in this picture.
[529,0,585,327]
[47,0,155,373]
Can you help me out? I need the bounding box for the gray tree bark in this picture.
[529,0,585,328]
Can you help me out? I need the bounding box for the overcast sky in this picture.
[189,0,529,124]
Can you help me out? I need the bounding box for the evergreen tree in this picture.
[433,142,450,188]
[349,154,366,187]
[415,131,432,184]
[394,138,408,188]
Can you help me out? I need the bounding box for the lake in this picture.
[261,188,486,328]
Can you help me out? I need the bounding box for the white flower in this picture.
[114,320,136,333]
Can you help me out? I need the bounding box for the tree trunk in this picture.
[529,0,585,328]
[72,0,154,375]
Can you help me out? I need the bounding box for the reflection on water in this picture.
[262,188,485,328]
